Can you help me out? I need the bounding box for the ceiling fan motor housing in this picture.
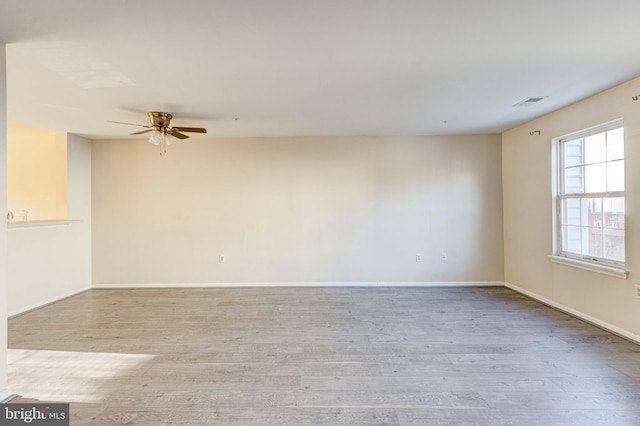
[148,111,173,129]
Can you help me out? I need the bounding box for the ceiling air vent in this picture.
[513,96,547,107]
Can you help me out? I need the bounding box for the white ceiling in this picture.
[1,0,640,139]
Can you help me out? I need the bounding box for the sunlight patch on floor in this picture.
[8,349,154,403]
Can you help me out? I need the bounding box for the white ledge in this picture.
[548,255,628,279]
[7,219,83,229]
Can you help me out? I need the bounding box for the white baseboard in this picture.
[8,286,91,318]
[93,281,505,289]
[505,282,640,345]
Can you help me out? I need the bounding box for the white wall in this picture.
[503,77,640,340]
[6,134,91,316]
[0,42,10,400]
[92,135,504,285]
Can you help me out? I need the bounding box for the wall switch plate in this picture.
[441,252,447,261]
[219,255,225,263]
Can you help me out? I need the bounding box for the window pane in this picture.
[586,227,604,258]
[586,197,602,228]
[564,138,583,167]
[562,225,584,255]
[584,163,606,192]
[604,229,625,262]
[585,132,606,164]
[607,128,624,161]
[564,166,584,194]
[562,197,601,227]
[562,224,605,258]
[562,198,582,226]
[603,197,624,230]
[607,159,624,192]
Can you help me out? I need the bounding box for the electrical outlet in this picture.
[416,254,422,262]
[635,284,640,299]
[218,255,225,263]
[441,252,447,261]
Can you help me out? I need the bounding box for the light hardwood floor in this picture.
[7,287,640,425]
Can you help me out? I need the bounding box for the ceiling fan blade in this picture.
[172,126,207,134]
[130,129,153,135]
[108,120,151,128]
[168,130,190,139]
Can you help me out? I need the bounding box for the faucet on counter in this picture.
[7,210,14,224]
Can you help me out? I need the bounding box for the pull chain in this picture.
[160,133,167,156]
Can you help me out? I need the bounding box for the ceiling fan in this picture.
[108,112,207,155]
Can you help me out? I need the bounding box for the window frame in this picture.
[554,119,625,268]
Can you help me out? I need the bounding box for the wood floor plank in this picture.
[396,407,640,426]
[7,286,640,424]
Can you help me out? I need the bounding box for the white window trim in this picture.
[548,254,628,279]
[551,119,626,276]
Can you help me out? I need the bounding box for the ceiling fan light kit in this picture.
[164,133,177,146]
[108,111,207,155]
[148,130,163,145]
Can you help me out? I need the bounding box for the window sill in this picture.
[7,219,83,229]
[548,255,628,279]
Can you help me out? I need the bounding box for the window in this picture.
[556,120,625,266]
